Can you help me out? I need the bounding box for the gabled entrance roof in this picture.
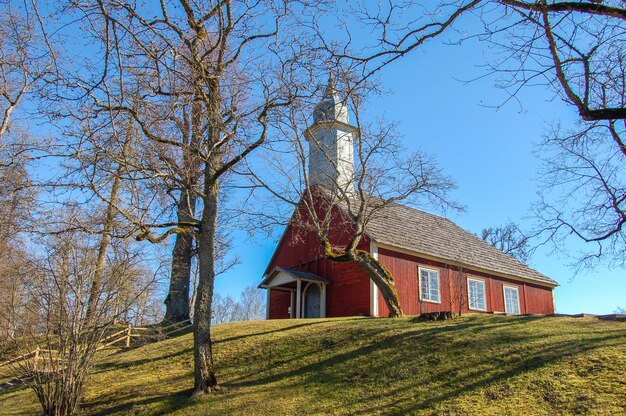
[259,266,329,289]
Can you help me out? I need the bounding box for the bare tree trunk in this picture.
[85,130,134,322]
[321,237,403,318]
[193,73,221,393]
[447,267,454,315]
[457,268,464,317]
[351,250,403,318]
[164,190,196,322]
[192,177,220,394]
[85,172,121,322]
[165,86,202,323]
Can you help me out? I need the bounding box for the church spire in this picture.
[312,75,349,124]
[305,76,357,196]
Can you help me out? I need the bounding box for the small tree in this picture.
[481,221,531,264]
[4,225,158,416]
[211,287,265,324]
[239,286,266,321]
[444,264,467,318]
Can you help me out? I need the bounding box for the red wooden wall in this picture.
[376,247,554,317]
[269,290,292,319]
[266,196,371,319]
[324,252,371,317]
[265,193,555,319]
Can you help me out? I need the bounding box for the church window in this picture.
[467,277,487,311]
[419,267,440,303]
[503,285,521,315]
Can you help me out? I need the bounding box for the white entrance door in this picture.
[304,284,321,318]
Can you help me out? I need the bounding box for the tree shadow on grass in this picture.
[221,317,625,415]
[81,316,626,415]
[93,346,194,373]
[223,321,490,388]
[93,320,331,373]
[213,319,332,344]
[87,388,193,416]
[350,333,626,415]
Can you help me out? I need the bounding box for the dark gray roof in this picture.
[362,202,557,286]
[275,267,329,283]
[259,267,330,288]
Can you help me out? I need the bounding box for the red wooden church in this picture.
[259,81,558,319]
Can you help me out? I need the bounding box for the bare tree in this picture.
[0,161,34,341]
[443,264,467,318]
[326,0,625,122]
[321,1,626,269]
[2,218,158,416]
[481,221,531,264]
[0,82,164,415]
[483,1,626,122]
[0,108,165,413]
[228,301,244,323]
[53,0,324,395]
[239,286,266,321]
[247,73,457,317]
[211,293,230,325]
[105,239,166,326]
[0,1,50,141]
[0,0,53,343]
[478,2,625,267]
[210,286,265,324]
[531,122,624,269]
[158,67,206,323]
[0,2,49,339]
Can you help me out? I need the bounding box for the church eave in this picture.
[303,120,358,140]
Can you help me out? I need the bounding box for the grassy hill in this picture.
[1,315,625,415]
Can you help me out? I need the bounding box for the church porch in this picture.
[260,267,329,319]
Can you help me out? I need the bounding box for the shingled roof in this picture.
[362,201,558,286]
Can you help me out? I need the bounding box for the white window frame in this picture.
[418,266,441,304]
[503,285,521,315]
[467,277,487,312]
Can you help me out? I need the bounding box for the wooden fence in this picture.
[0,319,192,375]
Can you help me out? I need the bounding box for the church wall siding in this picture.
[522,284,555,315]
[269,290,292,319]
[265,191,554,319]
[325,256,371,317]
[265,195,371,319]
[376,247,554,316]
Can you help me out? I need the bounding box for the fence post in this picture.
[33,347,40,370]
[125,323,132,348]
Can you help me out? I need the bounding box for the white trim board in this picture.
[369,241,379,317]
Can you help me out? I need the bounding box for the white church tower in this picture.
[304,77,357,196]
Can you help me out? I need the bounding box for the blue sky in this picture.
[214,25,625,315]
[17,2,622,315]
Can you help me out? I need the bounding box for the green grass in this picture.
[1,315,625,415]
